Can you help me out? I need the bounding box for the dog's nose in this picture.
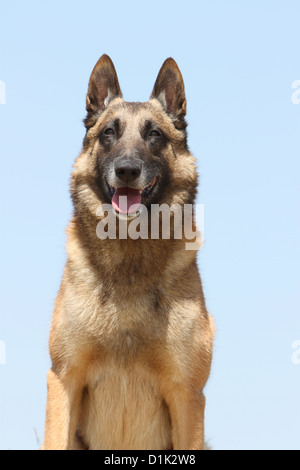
[114,159,142,183]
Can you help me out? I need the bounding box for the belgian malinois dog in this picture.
[42,55,214,450]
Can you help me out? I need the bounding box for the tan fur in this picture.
[42,55,214,450]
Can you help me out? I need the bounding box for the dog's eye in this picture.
[104,128,115,136]
[149,130,161,137]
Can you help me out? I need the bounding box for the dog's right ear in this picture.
[84,54,122,129]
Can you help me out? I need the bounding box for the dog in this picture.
[42,55,214,450]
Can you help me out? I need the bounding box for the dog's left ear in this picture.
[84,54,122,128]
[150,58,187,130]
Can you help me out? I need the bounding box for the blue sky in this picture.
[0,0,299,450]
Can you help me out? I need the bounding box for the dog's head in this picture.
[71,55,197,219]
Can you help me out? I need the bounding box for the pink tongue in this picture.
[112,187,141,214]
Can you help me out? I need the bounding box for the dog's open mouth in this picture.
[108,177,157,214]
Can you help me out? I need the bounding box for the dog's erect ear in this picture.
[150,58,187,130]
[84,54,122,128]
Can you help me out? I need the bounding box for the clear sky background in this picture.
[0,0,299,450]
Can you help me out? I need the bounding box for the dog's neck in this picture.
[66,214,197,286]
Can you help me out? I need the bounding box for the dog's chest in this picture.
[79,360,172,450]
[71,281,166,357]
[99,300,165,357]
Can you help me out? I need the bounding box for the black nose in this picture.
[114,159,142,183]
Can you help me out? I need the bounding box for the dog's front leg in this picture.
[42,368,84,450]
[166,388,206,450]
